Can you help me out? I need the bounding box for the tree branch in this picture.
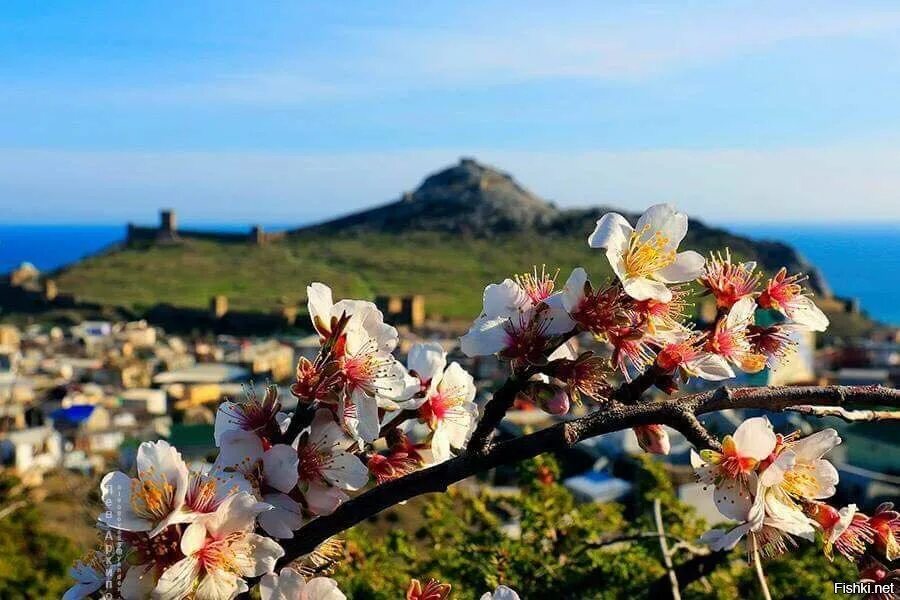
[273,384,900,568]
[785,404,900,422]
[279,401,317,445]
[467,376,527,454]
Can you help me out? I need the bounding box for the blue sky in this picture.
[1,1,900,224]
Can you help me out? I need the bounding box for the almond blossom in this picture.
[810,503,877,562]
[869,502,900,561]
[153,491,283,600]
[561,267,629,338]
[306,282,418,442]
[307,281,398,351]
[705,296,766,374]
[63,550,115,600]
[700,475,816,558]
[699,249,760,310]
[654,331,735,382]
[295,409,370,516]
[460,276,574,364]
[100,440,190,537]
[416,361,478,462]
[692,417,777,513]
[758,429,841,503]
[213,430,301,539]
[214,385,283,447]
[588,203,705,302]
[119,527,185,599]
[757,268,829,332]
[259,568,346,600]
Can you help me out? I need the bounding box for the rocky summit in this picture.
[305,158,558,235]
[305,158,829,294]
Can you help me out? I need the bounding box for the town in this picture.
[1,258,897,544]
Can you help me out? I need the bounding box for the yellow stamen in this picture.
[624,226,676,277]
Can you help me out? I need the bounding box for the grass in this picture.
[53,229,863,334]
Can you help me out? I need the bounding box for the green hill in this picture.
[49,159,835,323]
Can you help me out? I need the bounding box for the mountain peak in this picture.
[309,158,558,235]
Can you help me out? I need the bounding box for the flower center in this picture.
[297,444,327,483]
[515,265,558,304]
[656,342,697,372]
[130,467,175,521]
[197,532,243,574]
[624,227,676,278]
[419,390,461,424]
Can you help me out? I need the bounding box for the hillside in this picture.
[51,159,833,322]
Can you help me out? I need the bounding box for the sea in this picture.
[0,222,898,325]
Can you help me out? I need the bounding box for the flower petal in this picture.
[482,279,530,318]
[180,521,208,556]
[99,471,152,532]
[407,342,447,391]
[759,450,796,488]
[732,417,776,461]
[786,296,829,332]
[322,451,370,491]
[438,362,477,404]
[195,568,243,600]
[714,472,757,521]
[304,481,349,516]
[562,267,588,313]
[238,533,285,577]
[655,250,705,283]
[622,276,672,302]
[305,577,347,600]
[683,353,735,381]
[262,444,300,493]
[215,429,264,469]
[792,429,841,462]
[153,556,200,600]
[306,282,334,333]
[635,203,688,251]
[588,212,632,249]
[460,316,509,357]
[258,493,304,539]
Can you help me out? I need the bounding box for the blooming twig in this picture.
[272,383,900,564]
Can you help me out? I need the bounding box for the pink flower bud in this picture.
[634,424,671,455]
[521,381,571,415]
[543,388,570,415]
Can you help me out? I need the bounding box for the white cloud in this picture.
[0,144,898,224]
[7,3,900,107]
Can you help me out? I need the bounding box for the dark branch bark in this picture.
[467,376,526,454]
[278,401,316,445]
[274,384,900,568]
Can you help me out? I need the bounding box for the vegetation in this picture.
[0,475,82,599]
[331,456,857,599]
[55,230,785,322]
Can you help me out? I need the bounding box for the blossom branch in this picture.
[274,383,900,565]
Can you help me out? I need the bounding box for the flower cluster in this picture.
[70,283,482,599]
[461,203,829,454]
[693,417,898,592]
